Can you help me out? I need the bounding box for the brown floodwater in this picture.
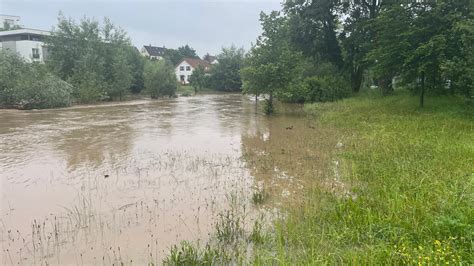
[0,93,335,265]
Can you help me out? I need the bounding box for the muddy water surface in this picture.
[0,94,325,264]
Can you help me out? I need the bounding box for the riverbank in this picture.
[254,91,473,264]
[163,91,473,264]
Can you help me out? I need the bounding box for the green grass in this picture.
[253,91,473,264]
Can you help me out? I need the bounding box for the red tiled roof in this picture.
[181,58,211,69]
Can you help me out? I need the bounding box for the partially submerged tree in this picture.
[241,11,302,114]
[144,60,177,98]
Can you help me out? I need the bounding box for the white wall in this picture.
[175,61,194,84]
[15,40,46,63]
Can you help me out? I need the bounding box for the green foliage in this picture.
[208,46,244,91]
[125,46,145,94]
[301,75,350,103]
[188,66,206,94]
[164,44,199,65]
[215,209,244,244]
[144,60,177,98]
[242,11,308,113]
[46,14,140,103]
[0,21,21,31]
[108,49,132,100]
[162,241,229,265]
[0,51,72,109]
[251,188,268,205]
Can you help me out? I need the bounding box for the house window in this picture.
[32,48,40,59]
[186,66,191,71]
[180,66,184,71]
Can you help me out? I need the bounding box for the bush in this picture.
[17,74,73,109]
[303,75,351,103]
[0,51,73,109]
[144,60,177,98]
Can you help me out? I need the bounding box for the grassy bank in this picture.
[253,91,473,264]
[162,91,473,264]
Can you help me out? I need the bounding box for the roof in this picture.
[0,28,51,37]
[143,45,167,57]
[180,58,211,69]
[0,15,20,20]
[204,54,217,63]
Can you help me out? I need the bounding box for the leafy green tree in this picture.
[339,0,384,93]
[164,45,200,65]
[124,46,145,94]
[144,60,177,98]
[46,13,135,103]
[108,49,132,100]
[241,11,303,114]
[163,49,184,65]
[284,0,343,68]
[369,0,472,106]
[208,46,245,91]
[178,45,199,59]
[188,66,207,94]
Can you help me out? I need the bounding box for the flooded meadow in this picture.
[0,94,338,264]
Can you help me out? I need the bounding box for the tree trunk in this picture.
[420,71,425,108]
[351,67,364,93]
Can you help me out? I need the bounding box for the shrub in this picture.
[144,60,177,98]
[17,74,73,109]
[303,75,351,103]
[0,51,73,109]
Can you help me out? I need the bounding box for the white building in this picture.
[175,58,211,84]
[140,45,167,60]
[0,28,51,63]
[203,54,219,65]
[0,15,21,30]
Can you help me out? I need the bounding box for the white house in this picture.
[141,44,167,60]
[203,54,218,65]
[175,58,211,84]
[0,28,51,63]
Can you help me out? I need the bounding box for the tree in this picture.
[46,13,135,103]
[178,45,199,59]
[284,0,343,68]
[163,49,184,65]
[108,49,132,100]
[241,11,303,114]
[164,45,200,65]
[144,60,177,98]
[208,46,245,91]
[188,66,206,94]
[124,46,145,94]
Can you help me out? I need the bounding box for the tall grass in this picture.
[254,91,473,264]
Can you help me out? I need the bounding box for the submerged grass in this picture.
[253,91,473,264]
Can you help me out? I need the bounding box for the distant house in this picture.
[0,28,51,63]
[203,54,218,65]
[175,58,211,84]
[141,44,167,60]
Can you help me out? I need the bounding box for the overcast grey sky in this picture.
[0,0,282,56]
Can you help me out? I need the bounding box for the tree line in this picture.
[0,13,245,109]
[241,0,473,112]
